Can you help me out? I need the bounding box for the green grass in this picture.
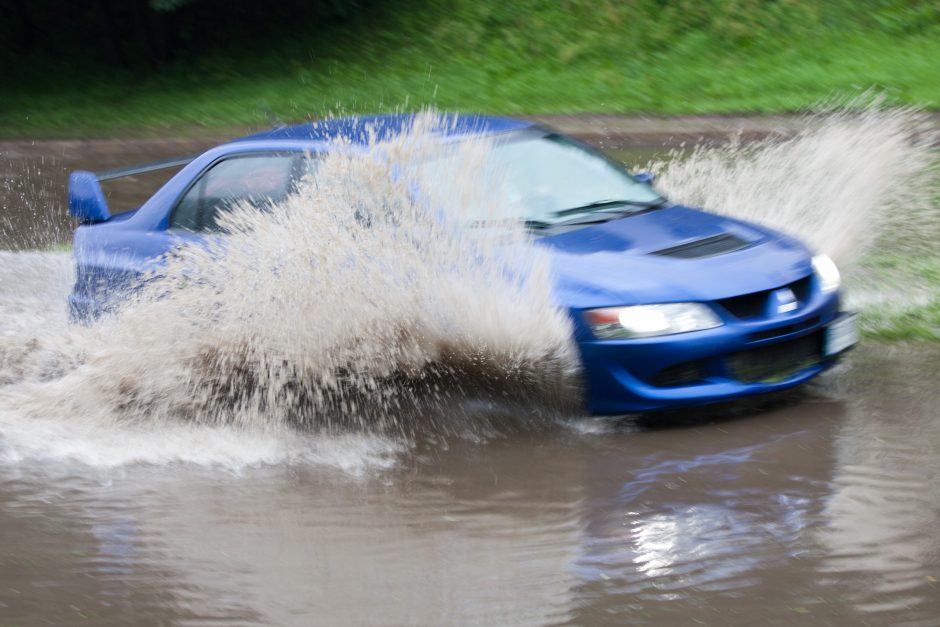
[855,252,940,341]
[3,1,940,137]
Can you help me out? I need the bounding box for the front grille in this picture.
[789,275,813,302]
[652,359,707,387]
[716,291,767,319]
[717,275,815,320]
[727,334,822,384]
[649,233,750,259]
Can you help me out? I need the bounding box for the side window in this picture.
[170,154,298,232]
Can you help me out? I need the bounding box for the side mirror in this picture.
[634,171,656,185]
[68,171,111,224]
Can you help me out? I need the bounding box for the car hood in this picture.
[536,204,814,309]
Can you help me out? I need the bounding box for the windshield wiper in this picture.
[525,210,637,231]
[524,219,553,230]
[552,198,667,218]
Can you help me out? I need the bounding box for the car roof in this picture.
[239,113,535,144]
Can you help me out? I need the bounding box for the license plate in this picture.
[824,313,858,357]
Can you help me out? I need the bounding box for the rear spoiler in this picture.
[69,155,196,224]
[93,154,196,182]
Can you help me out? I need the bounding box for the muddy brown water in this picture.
[1,344,938,626]
[1,135,939,626]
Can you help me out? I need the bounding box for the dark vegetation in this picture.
[1,0,366,74]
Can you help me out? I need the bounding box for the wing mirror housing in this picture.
[69,171,111,224]
[634,171,656,185]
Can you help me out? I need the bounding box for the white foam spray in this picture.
[1,114,580,469]
[649,102,938,267]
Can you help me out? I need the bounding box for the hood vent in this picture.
[649,233,750,259]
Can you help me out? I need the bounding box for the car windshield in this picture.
[416,132,664,227]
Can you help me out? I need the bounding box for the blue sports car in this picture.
[67,113,857,414]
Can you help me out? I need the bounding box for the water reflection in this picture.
[71,455,585,626]
[0,464,261,625]
[567,400,841,623]
[817,345,940,622]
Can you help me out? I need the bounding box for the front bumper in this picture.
[576,292,851,414]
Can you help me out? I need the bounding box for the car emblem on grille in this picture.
[773,288,799,314]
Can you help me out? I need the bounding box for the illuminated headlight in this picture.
[585,303,723,339]
[812,254,841,293]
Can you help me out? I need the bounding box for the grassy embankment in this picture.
[2,0,939,137]
[859,254,940,341]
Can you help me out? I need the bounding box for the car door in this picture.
[70,152,308,320]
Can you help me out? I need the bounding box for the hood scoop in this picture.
[649,233,751,259]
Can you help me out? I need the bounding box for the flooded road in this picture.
[2,343,938,626]
[1,111,939,626]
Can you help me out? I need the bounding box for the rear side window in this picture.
[170,154,298,232]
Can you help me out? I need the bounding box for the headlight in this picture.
[585,303,723,339]
[812,254,841,293]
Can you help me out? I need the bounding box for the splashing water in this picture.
[649,103,938,267]
[1,115,581,468]
[648,102,939,334]
[0,106,937,469]
[78,118,578,429]
[0,153,72,251]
